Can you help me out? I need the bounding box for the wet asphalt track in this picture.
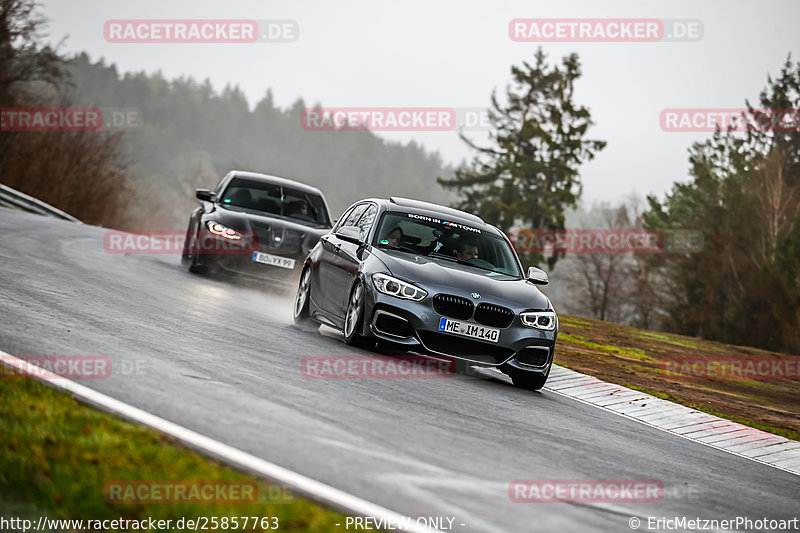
[0,209,797,532]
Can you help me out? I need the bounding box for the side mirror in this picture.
[527,266,549,285]
[335,225,363,244]
[196,189,216,202]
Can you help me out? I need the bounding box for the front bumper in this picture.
[363,285,556,375]
[193,241,304,284]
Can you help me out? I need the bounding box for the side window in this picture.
[333,205,356,231]
[341,204,368,228]
[354,204,378,240]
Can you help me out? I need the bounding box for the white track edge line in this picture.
[0,352,442,533]
[543,379,800,477]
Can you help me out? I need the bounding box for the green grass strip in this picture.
[558,333,653,361]
[0,375,353,531]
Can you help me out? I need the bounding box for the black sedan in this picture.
[293,197,558,390]
[182,170,332,286]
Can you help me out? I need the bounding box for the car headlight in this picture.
[206,221,242,240]
[521,311,557,331]
[372,273,427,301]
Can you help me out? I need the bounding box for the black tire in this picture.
[510,370,549,391]
[293,267,312,324]
[180,220,195,266]
[343,280,373,349]
[181,220,203,273]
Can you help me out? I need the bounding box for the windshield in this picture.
[373,211,523,278]
[219,177,331,227]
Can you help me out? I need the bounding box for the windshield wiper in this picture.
[459,261,501,274]
[428,251,512,275]
[428,251,459,263]
[379,243,419,255]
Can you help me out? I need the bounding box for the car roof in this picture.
[229,170,325,196]
[357,197,504,236]
[388,197,484,224]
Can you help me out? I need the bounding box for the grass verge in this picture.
[0,374,351,531]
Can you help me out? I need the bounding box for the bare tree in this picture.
[623,195,667,329]
[1,0,130,227]
[566,204,632,322]
[753,149,800,264]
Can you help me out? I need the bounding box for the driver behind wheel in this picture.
[382,226,403,247]
[286,200,315,221]
[456,240,479,262]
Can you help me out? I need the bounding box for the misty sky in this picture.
[39,0,800,206]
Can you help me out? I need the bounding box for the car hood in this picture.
[206,207,329,255]
[373,249,550,310]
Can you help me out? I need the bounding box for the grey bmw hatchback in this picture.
[293,197,558,390]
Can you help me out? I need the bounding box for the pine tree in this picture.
[438,48,606,268]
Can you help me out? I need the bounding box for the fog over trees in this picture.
[3,0,798,353]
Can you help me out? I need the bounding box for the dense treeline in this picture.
[545,59,800,353]
[443,49,799,354]
[2,0,454,229]
[63,53,454,228]
[643,57,800,353]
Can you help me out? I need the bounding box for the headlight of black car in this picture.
[372,273,427,302]
[206,221,243,240]
[520,311,557,331]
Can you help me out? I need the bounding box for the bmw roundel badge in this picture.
[471,292,481,300]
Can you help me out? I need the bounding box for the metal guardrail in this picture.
[0,184,82,223]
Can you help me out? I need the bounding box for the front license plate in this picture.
[438,317,500,343]
[252,252,296,270]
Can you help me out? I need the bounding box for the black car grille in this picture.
[246,221,303,253]
[474,303,515,328]
[433,294,474,320]
[514,347,550,367]
[418,331,514,364]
